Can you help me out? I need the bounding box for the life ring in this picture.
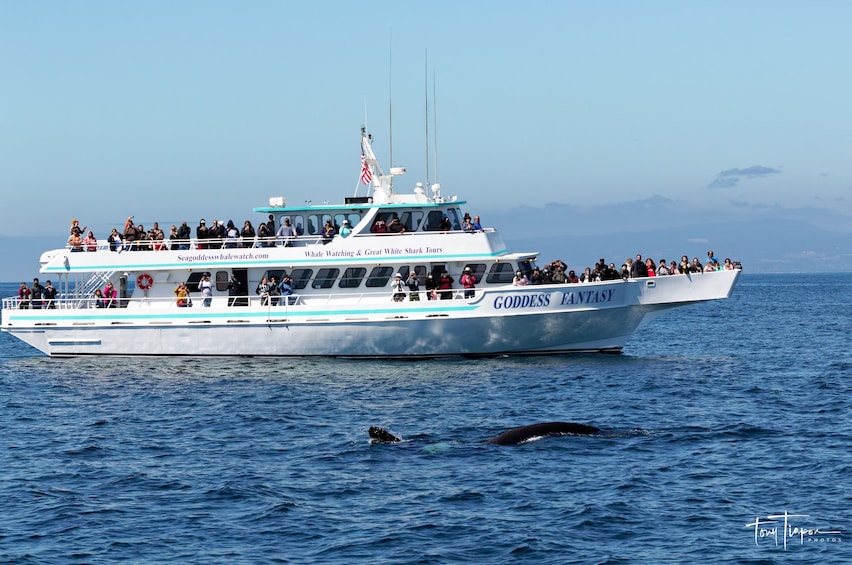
[137,273,154,290]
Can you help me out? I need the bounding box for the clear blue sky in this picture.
[1,1,850,275]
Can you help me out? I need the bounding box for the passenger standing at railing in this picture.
[256,276,271,305]
[425,273,436,300]
[268,276,281,306]
[438,271,454,300]
[199,273,213,307]
[669,260,680,275]
[151,222,165,250]
[405,271,420,301]
[92,288,106,308]
[276,219,297,246]
[168,225,179,250]
[103,281,117,308]
[241,220,256,248]
[70,218,86,237]
[30,278,44,309]
[256,221,270,247]
[136,225,150,251]
[43,280,57,309]
[174,282,191,307]
[123,217,137,251]
[461,267,476,299]
[339,219,352,238]
[227,274,242,307]
[18,282,31,309]
[321,220,335,244]
[225,220,239,248]
[279,273,294,305]
[177,222,191,250]
[196,219,208,249]
[108,228,122,252]
[209,220,225,249]
[83,231,98,252]
[68,231,83,252]
[391,273,406,302]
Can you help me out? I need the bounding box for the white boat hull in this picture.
[3,271,740,358]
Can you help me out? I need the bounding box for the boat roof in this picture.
[253,199,468,214]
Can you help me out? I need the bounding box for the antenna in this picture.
[424,49,430,187]
[388,30,394,168]
[433,70,439,185]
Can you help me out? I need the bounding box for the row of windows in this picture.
[271,207,466,236]
[183,261,533,294]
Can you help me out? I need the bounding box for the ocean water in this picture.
[0,274,849,564]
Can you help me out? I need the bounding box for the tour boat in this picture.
[1,129,741,358]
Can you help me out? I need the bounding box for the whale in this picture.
[484,421,600,445]
[369,425,402,444]
[369,421,600,446]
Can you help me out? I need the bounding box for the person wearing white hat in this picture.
[461,266,476,299]
[391,273,406,302]
[339,219,352,238]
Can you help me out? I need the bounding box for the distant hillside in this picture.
[484,202,852,273]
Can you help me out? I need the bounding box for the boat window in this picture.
[304,214,337,236]
[446,208,462,230]
[264,269,288,283]
[486,263,516,284]
[186,271,205,292]
[412,265,428,278]
[289,268,313,290]
[306,215,321,235]
[339,267,366,288]
[400,211,423,232]
[335,213,361,231]
[365,266,395,287]
[312,268,340,289]
[430,264,447,281]
[463,264,486,283]
[215,271,229,292]
[423,210,445,231]
[278,214,306,236]
[517,260,534,277]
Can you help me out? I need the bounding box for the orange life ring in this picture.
[137,273,154,290]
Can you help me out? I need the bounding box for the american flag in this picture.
[360,151,373,185]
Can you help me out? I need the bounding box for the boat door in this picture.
[232,268,249,306]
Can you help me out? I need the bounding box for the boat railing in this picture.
[61,228,496,254]
[1,287,480,312]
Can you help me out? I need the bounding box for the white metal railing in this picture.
[61,228,497,254]
[1,287,483,312]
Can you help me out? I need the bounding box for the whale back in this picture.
[484,421,600,445]
[369,426,401,444]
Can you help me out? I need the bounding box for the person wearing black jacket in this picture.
[30,278,45,309]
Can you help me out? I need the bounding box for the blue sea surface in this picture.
[1,274,849,564]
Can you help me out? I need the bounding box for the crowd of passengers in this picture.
[18,250,738,310]
[515,251,738,286]
[65,210,484,253]
[65,215,313,252]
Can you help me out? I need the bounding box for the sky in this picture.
[2,1,851,280]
